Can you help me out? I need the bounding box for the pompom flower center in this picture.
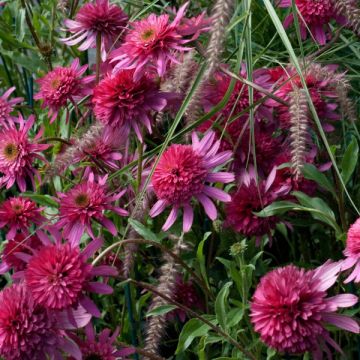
[74,192,91,207]
[152,145,208,204]
[141,28,156,41]
[296,0,333,23]
[3,143,19,161]
[11,203,23,214]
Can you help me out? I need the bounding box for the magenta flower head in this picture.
[62,0,128,61]
[34,58,94,123]
[56,173,128,245]
[0,114,50,192]
[110,3,193,80]
[70,322,135,360]
[225,167,290,244]
[250,262,359,357]
[0,233,42,274]
[278,0,344,44]
[22,232,117,318]
[0,282,84,360]
[149,131,234,232]
[341,218,360,283]
[92,70,170,141]
[0,197,45,240]
[0,87,23,126]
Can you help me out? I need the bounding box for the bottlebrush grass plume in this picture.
[92,69,171,142]
[0,114,50,192]
[23,235,117,317]
[149,131,234,232]
[56,172,128,246]
[341,217,360,283]
[0,87,23,126]
[47,122,104,178]
[0,197,45,240]
[62,0,128,61]
[288,87,309,179]
[110,3,194,80]
[331,0,360,37]
[0,283,83,360]
[34,58,94,123]
[251,262,359,357]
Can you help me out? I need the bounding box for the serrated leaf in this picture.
[128,218,160,242]
[176,317,217,353]
[215,282,232,331]
[146,304,177,317]
[341,137,358,184]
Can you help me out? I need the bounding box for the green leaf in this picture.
[255,201,297,217]
[341,137,359,184]
[196,232,212,289]
[20,193,59,208]
[226,307,244,328]
[215,282,232,331]
[128,218,160,242]
[266,347,277,360]
[146,305,177,317]
[176,317,217,353]
[302,164,335,197]
[15,8,26,42]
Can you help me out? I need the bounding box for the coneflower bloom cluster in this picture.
[0,114,49,191]
[0,197,45,239]
[56,173,128,245]
[251,262,359,356]
[0,87,23,126]
[150,131,234,232]
[62,0,128,61]
[35,59,94,123]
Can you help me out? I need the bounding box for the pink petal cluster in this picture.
[150,131,234,232]
[279,0,343,44]
[0,283,83,360]
[251,262,359,357]
[341,218,360,283]
[34,59,94,122]
[92,70,170,141]
[0,197,45,239]
[0,115,50,191]
[0,87,23,126]
[56,173,128,245]
[111,3,194,79]
[62,0,128,61]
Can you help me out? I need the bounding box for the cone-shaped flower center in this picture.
[3,143,19,161]
[75,192,91,207]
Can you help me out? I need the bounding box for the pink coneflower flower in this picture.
[0,234,42,274]
[149,131,234,232]
[62,0,128,61]
[92,70,170,141]
[24,236,117,316]
[250,262,359,357]
[0,87,23,126]
[56,173,128,245]
[0,197,45,239]
[73,126,125,173]
[0,115,50,191]
[278,0,344,44]
[0,283,83,360]
[268,66,340,131]
[225,167,290,243]
[34,58,94,123]
[69,323,135,360]
[110,3,193,80]
[341,218,360,283]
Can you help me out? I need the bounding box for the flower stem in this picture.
[125,284,139,360]
[96,33,102,84]
[136,139,144,194]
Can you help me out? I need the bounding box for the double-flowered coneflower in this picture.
[251,262,359,357]
[150,131,234,232]
[0,115,50,191]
